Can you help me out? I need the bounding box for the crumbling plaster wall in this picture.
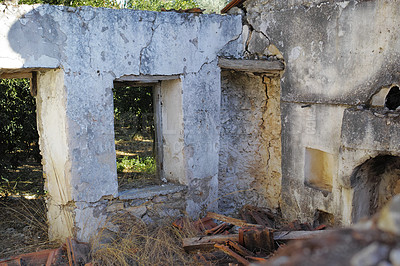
[0,4,243,241]
[219,71,281,213]
[242,0,400,223]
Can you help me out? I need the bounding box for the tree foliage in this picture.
[19,0,198,10]
[0,79,40,174]
[113,85,154,134]
[126,0,197,11]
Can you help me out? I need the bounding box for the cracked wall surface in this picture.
[242,0,400,224]
[0,4,243,241]
[219,71,281,214]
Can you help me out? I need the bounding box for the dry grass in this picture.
[0,197,58,258]
[91,213,199,266]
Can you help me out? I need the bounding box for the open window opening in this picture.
[0,76,48,257]
[385,85,400,110]
[350,155,400,223]
[113,76,186,191]
[113,83,160,190]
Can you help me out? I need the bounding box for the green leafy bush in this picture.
[117,156,156,174]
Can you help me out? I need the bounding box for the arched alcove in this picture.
[350,155,400,222]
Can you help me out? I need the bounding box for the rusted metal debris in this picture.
[180,206,329,265]
[160,7,204,14]
[0,238,90,266]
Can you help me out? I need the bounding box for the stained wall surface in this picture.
[244,0,400,224]
[219,71,281,213]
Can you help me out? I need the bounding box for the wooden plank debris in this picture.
[214,244,250,266]
[273,230,331,241]
[183,234,239,252]
[182,230,332,252]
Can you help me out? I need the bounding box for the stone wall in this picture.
[0,4,243,241]
[219,70,281,213]
[243,0,400,224]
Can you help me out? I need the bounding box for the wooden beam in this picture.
[30,71,38,97]
[114,75,180,83]
[182,234,239,252]
[218,58,284,73]
[0,72,32,79]
[273,230,332,241]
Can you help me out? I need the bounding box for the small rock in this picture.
[388,113,399,118]
[153,196,167,203]
[5,228,15,234]
[390,248,400,266]
[171,192,183,199]
[374,112,385,118]
[106,202,124,212]
[350,242,390,266]
[125,205,147,218]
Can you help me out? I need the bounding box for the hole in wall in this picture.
[385,85,400,110]
[350,155,400,223]
[304,148,334,194]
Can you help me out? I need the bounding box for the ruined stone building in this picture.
[0,0,399,241]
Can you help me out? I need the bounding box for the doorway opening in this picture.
[0,77,49,257]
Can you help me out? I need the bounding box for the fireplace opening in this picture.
[384,85,400,110]
[313,209,334,227]
[350,155,400,222]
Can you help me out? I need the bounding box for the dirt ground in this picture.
[0,197,59,259]
[115,125,160,190]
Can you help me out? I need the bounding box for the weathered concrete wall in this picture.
[219,71,281,213]
[243,0,400,224]
[0,4,243,241]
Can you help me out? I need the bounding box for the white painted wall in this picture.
[161,79,186,185]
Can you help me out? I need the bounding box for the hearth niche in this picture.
[350,155,400,222]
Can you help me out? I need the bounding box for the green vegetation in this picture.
[117,156,156,174]
[113,86,154,135]
[127,0,197,11]
[19,0,198,10]
[0,79,43,197]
